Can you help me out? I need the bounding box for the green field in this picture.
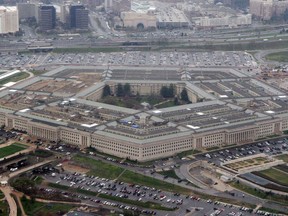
[157,170,181,180]
[276,154,288,163]
[72,155,125,179]
[265,51,288,62]
[118,170,190,194]
[230,181,288,205]
[21,197,74,216]
[255,168,288,186]
[0,72,30,86]
[0,143,28,159]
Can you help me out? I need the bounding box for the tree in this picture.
[174,97,179,105]
[181,88,190,103]
[116,83,124,97]
[123,83,131,96]
[102,84,111,97]
[168,84,174,97]
[160,86,169,98]
[160,84,174,98]
[12,177,36,195]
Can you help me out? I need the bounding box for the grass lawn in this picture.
[258,207,288,214]
[255,168,288,186]
[118,170,190,194]
[229,181,288,205]
[206,146,219,151]
[177,149,201,158]
[0,143,28,159]
[0,200,9,215]
[72,154,125,179]
[265,51,288,62]
[276,154,288,163]
[21,198,74,216]
[155,100,175,109]
[33,176,44,185]
[30,149,53,158]
[0,72,30,86]
[157,170,181,180]
[53,47,123,53]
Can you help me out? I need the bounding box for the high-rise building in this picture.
[60,4,67,23]
[39,5,56,31]
[17,3,38,20]
[104,0,113,11]
[69,5,88,29]
[0,6,19,34]
[250,0,288,20]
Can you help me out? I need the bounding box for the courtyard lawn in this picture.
[0,143,28,159]
[255,168,288,186]
[72,154,125,179]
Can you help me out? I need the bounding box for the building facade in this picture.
[250,0,288,20]
[0,6,19,34]
[69,5,89,29]
[38,5,56,31]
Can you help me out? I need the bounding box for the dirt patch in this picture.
[62,161,89,174]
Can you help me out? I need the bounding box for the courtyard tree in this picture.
[116,83,124,97]
[102,84,111,97]
[123,83,131,96]
[160,84,174,98]
[180,88,190,103]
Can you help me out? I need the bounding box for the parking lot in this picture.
[0,51,256,69]
[198,137,288,166]
[41,170,265,216]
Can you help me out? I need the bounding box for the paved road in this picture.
[1,186,17,216]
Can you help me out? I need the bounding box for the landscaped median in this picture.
[72,154,190,194]
[47,182,175,211]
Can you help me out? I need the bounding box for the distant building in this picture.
[69,5,89,29]
[110,0,131,15]
[250,0,288,20]
[156,8,189,28]
[195,14,252,28]
[39,5,56,31]
[104,0,113,11]
[60,4,67,23]
[121,11,156,29]
[17,3,38,20]
[0,6,19,34]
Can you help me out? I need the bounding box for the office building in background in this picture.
[39,5,56,31]
[0,6,19,34]
[69,5,88,29]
